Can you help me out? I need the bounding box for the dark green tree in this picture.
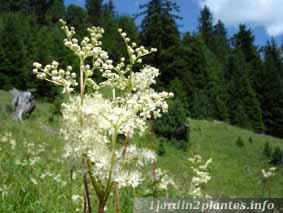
[104,0,115,16]
[139,0,180,77]
[233,24,263,88]
[182,34,210,118]
[46,0,65,23]
[212,20,230,61]
[26,0,54,24]
[140,0,180,50]
[199,6,214,50]
[263,142,272,158]
[139,0,182,90]
[117,16,139,43]
[66,4,88,33]
[0,14,33,90]
[182,34,228,120]
[86,0,103,26]
[203,45,229,120]
[260,39,283,137]
[0,0,30,13]
[227,49,263,131]
[271,146,283,165]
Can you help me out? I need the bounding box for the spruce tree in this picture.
[139,0,181,87]
[0,14,31,90]
[86,0,103,26]
[260,40,283,137]
[26,0,55,24]
[0,0,29,13]
[46,0,65,23]
[182,34,211,118]
[227,49,263,131]
[140,0,180,50]
[66,5,88,33]
[212,20,230,61]
[104,0,115,16]
[203,46,229,121]
[199,6,214,50]
[233,24,263,88]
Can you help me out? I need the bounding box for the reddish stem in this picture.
[83,171,92,212]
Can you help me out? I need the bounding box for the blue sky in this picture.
[65,0,282,46]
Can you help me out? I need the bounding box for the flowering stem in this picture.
[98,199,106,213]
[87,160,104,198]
[83,172,92,213]
[122,135,129,157]
[150,120,158,197]
[114,182,121,213]
[80,57,85,103]
[262,180,266,197]
[100,128,118,210]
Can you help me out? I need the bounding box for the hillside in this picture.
[0,90,283,212]
[158,119,283,197]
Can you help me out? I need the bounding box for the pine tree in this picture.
[233,24,263,88]
[66,5,88,33]
[139,0,181,87]
[260,39,283,137]
[199,6,214,50]
[271,146,283,165]
[26,0,54,24]
[263,142,272,158]
[0,14,31,90]
[203,46,229,121]
[212,20,230,61]
[117,16,139,43]
[0,0,29,13]
[227,49,263,131]
[104,0,115,16]
[140,0,180,50]
[182,34,211,118]
[46,0,65,23]
[86,0,103,26]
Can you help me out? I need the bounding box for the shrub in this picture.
[263,142,272,158]
[235,136,244,147]
[157,142,166,156]
[271,146,283,165]
[154,97,189,150]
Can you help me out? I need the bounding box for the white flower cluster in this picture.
[188,155,212,198]
[33,61,78,94]
[262,167,276,179]
[33,20,173,201]
[155,168,176,191]
[0,132,16,150]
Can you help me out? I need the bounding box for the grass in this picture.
[158,120,283,197]
[0,90,283,212]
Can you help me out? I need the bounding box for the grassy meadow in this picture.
[0,90,283,212]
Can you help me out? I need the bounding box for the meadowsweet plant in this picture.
[261,167,276,197]
[153,168,176,197]
[188,155,212,198]
[33,20,173,212]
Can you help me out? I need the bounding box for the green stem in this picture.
[103,128,118,203]
[80,57,85,105]
[87,159,104,198]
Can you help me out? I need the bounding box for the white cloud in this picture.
[199,0,283,36]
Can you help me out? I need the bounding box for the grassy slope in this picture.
[158,119,283,197]
[0,90,283,212]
